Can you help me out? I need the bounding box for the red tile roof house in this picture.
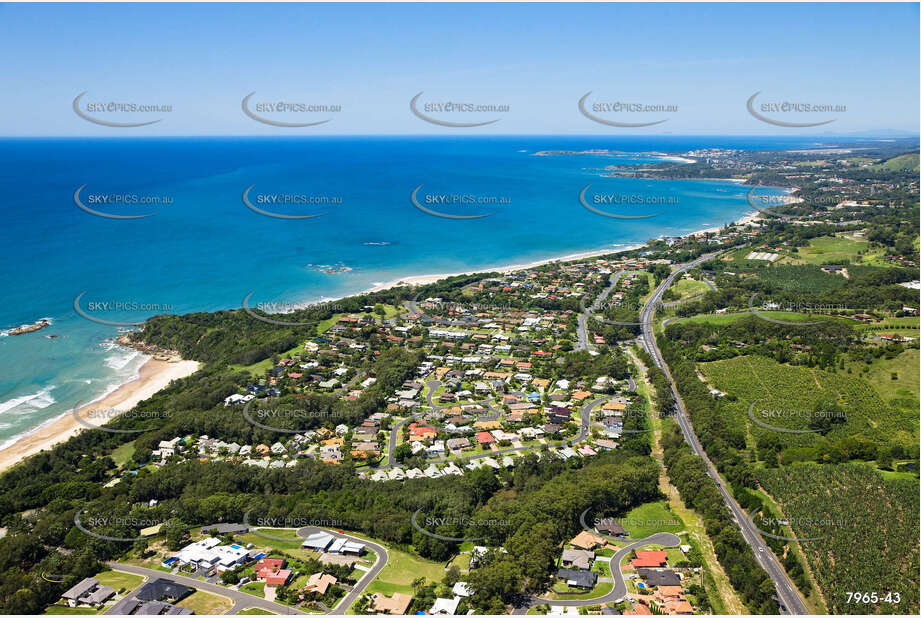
[256,558,292,586]
[409,424,438,441]
[475,431,496,445]
[631,551,668,569]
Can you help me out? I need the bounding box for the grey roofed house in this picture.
[595,517,628,537]
[446,437,472,450]
[557,568,597,589]
[165,605,194,615]
[82,585,115,605]
[62,578,99,602]
[636,568,681,587]
[117,599,141,614]
[135,578,194,603]
[200,523,249,535]
[136,600,170,615]
[561,549,595,570]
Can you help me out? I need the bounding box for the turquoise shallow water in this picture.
[0,135,813,447]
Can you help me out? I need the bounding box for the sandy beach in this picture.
[366,245,646,292]
[0,354,200,473]
[367,210,763,293]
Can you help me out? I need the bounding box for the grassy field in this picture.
[109,441,136,468]
[237,529,318,561]
[341,534,445,596]
[668,278,711,301]
[175,590,233,615]
[877,153,920,172]
[548,581,614,601]
[240,582,266,598]
[237,609,276,615]
[229,342,304,374]
[682,311,837,326]
[845,348,920,406]
[792,235,869,265]
[619,501,685,538]
[95,569,145,593]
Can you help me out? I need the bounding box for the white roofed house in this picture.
[328,537,364,555]
[153,437,183,462]
[370,469,389,482]
[175,538,249,573]
[301,532,335,552]
[481,457,501,469]
[442,462,463,475]
[388,467,405,481]
[430,597,461,615]
[270,442,286,455]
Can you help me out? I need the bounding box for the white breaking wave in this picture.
[102,345,142,372]
[0,386,56,415]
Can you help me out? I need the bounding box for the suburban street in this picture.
[511,532,682,614]
[294,527,389,615]
[104,563,306,615]
[373,385,601,471]
[576,270,632,351]
[638,253,809,616]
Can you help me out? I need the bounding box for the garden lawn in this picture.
[176,590,233,615]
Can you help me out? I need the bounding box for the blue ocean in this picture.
[0,135,828,447]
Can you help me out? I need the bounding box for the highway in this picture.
[638,252,809,616]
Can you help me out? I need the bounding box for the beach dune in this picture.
[0,355,200,473]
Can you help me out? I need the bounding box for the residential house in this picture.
[61,578,115,608]
[557,568,597,589]
[631,551,668,569]
[369,592,413,615]
[561,549,595,570]
[304,573,337,595]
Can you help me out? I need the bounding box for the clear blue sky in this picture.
[1,2,918,136]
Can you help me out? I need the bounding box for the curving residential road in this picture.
[638,252,808,615]
[295,527,388,615]
[577,271,632,352]
[104,563,306,615]
[374,379,503,469]
[511,532,681,613]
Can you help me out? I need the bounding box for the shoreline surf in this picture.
[0,354,200,473]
